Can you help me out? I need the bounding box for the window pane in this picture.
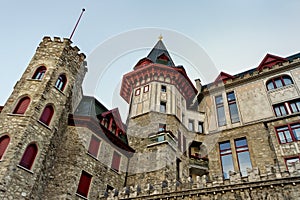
[235,138,247,147]
[278,132,286,143]
[221,154,234,179]
[290,103,298,113]
[284,130,293,142]
[227,92,235,102]
[274,79,283,88]
[220,142,231,151]
[237,151,252,177]
[229,103,240,123]
[291,125,300,141]
[283,76,292,86]
[217,106,226,126]
[280,105,287,115]
[267,82,274,90]
[215,95,223,105]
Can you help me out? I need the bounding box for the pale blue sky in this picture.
[1,1,300,112]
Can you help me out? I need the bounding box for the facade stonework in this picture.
[0,37,299,200]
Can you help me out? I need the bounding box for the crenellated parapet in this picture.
[102,162,300,199]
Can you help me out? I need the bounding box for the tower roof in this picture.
[146,39,175,66]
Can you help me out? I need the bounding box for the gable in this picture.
[257,54,287,71]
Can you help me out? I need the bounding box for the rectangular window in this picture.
[235,138,252,177]
[219,141,234,179]
[273,103,288,117]
[289,99,300,113]
[160,102,166,113]
[135,88,141,96]
[227,92,240,123]
[158,123,166,132]
[198,121,203,133]
[276,123,300,143]
[285,157,300,172]
[88,135,101,158]
[111,151,121,172]
[143,85,149,93]
[76,171,92,198]
[188,119,194,131]
[161,85,167,92]
[215,95,226,126]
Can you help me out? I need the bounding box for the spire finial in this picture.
[158,34,163,41]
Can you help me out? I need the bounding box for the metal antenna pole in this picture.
[69,8,86,40]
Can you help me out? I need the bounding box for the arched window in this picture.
[32,66,46,80]
[266,75,293,90]
[55,74,67,91]
[0,135,10,160]
[19,143,38,170]
[13,96,30,114]
[39,105,54,126]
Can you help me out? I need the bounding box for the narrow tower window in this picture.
[76,171,92,198]
[160,102,166,113]
[0,135,10,160]
[13,96,30,114]
[19,143,38,170]
[55,74,67,91]
[39,105,54,126]
[32,66,46,80]
[161,85,167,92]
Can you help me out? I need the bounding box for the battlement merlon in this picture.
[38,36,86,62]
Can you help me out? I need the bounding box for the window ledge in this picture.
[17,164,34,174]
[7,113,29,117]
[75,193,88,200]
[110,168,120,175]
[54,86,65,95]
[26,78,42,82]
[37,120,52,130]
[86,152,98,161]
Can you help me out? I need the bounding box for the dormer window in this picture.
[157,53,169,65]
[266,75,293,91]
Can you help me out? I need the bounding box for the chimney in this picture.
[195,79,202,92]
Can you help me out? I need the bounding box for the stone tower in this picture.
[120,39,206,186]
[0,37,86,199]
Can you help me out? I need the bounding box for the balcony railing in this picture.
[148,131,177,150]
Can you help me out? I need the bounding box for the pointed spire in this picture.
[146,37,175,66]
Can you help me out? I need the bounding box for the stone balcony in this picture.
[189,155,209,175]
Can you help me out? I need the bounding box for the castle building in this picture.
[0,36,299,200]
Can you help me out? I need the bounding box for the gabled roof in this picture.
[146,39,175,66]
[257,53,287,71]
[214,71,235,83]
[101,108,125,132]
